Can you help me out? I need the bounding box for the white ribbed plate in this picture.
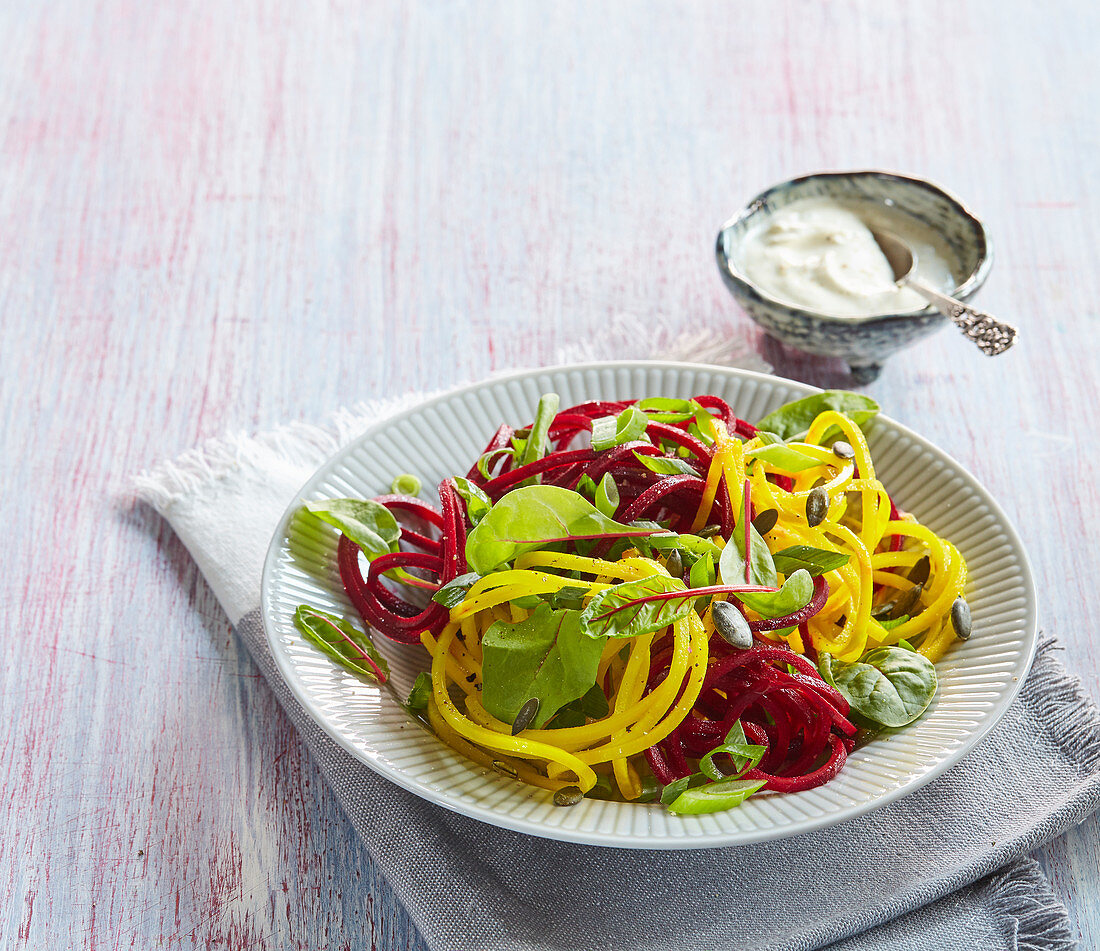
[261,362,1037,848]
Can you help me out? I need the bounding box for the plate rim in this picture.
[260,360,1039,849]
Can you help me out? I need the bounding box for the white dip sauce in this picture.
[737,198,959,317]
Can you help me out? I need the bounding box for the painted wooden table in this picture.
[3,0,1097,946]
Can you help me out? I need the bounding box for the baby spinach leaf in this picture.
[464,485,653,574]
[518,393,560,468]
[698,721,767,781]
[735,569,813,619]
[293,605,390,683]
[667,778,765,815]
[757,391,880,441]
[818,646,938,728]
[431,571,481,608]
[580,574,696,639]
[481,604,606,727]
[591,405,649,451]
[879,615,910,631]
[302,498,400,558]
[452,477,492,525]
[632,451,700,476]
[718,520,777,590]
[546,682,611,728]
[576,681,610,718]
[595,472,620,518]
[689,552,716,589]
[772,545,850,578]
[405,671,432,712]
[544,585,590,611]
[745,442,822,473]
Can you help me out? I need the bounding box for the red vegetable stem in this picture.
[743,477,752,584]
[304,610,388,684]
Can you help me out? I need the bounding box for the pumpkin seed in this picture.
[491,760,518,779]
[511,697,540,736]
[665,549,683,579]
[832,440,856,460]
[752,508,779,536]
[871,601,895,621]
[806,487,829,527]
[553,785,584,807]
[711,601,753,650]
[909,555,931,587]
[951,597,972,639]
[698,523,722,538]
[890,583,923,620]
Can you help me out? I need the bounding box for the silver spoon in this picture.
[871,230,1018,356]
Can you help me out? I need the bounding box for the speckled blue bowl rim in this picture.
[715,170,994,326]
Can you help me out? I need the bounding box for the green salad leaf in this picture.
[735,568,814,619]
[579,574,696,639]
[452,477,492,525]
[771,545,850,578]
[632,451,699,476]
[480,604,607,727]
[718,519,777,590]
[818,646,938,728]
[689,551,716,589]
[302,498,400,558]
[464,485,652,574]
[757,391,879,441]
[405,671,432,712]
[293,605,389,683]
[574,474,598,501]
[745,442,822,473]
[545,683,610,728]
[431,571,481,607]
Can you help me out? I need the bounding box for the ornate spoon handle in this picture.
[904,280,1018,356]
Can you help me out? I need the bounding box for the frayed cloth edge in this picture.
[987,857,1077,951]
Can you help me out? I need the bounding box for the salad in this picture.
[293,391,970,815]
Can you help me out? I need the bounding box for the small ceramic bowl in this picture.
[716,171,992,381]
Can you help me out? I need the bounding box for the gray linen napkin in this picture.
[137,387,1100,951]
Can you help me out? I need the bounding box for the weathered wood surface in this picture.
[2,0,1097,946]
